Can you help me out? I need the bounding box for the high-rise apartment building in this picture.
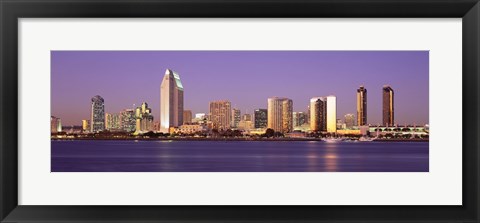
[160,69,184,133]
[90,95,105,133]
[310,97,326,132]
[105,113,121,130]
[310,96,337,132]
[209,100,232,130]
[120,109,136,132]
[231,108,241,128]
[357,86,367,126]
[326,96,337,133]
[254,109,268,129]
[267,97,293,133]
[51,116,62,133]
[383,85,394,126]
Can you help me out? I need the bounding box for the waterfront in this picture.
[51,140,428,172]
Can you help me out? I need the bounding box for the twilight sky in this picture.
[51,51,429,126]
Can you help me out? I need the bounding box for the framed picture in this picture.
[1,0,478,222]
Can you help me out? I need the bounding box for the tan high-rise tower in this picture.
[382,85,394,126]
[267,97,293,133]
[357,86,367,126]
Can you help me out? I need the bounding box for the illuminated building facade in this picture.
[231,108,241,128]
[254,109,267,128]
[310,97,326,132]
[105,113,121,130]
[382,85,394,126]
[293,111,307,127]
[135,102,154,133]
[51,116,62,133]
[310,96,336,132]
[357,86,367,126]
[344,113,355,129]
[267,97,293,133]
[90,95,105,133]
[326,96,337,132]
[160,69,184,133]
[120,109,136,132]
[82,119,90,132]
[209,100,232,130]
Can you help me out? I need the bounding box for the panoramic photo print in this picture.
[51,51,429,172]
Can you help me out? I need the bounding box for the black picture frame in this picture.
[1,0,479,222]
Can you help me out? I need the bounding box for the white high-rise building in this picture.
[160,69,184,133]
[326,95,337,133]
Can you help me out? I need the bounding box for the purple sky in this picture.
[51,51,429,126]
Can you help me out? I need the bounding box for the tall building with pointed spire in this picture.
[90,95,105,133]
[357,86,367,126]
[160,69,184,133]
[383,85,394,126]
[267,97,293,133]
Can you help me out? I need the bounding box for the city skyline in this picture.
[51,51,429,126]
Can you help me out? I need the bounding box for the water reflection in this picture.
[323,143,339,172]
[51,141,429,172]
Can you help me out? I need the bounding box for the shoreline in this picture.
[51,137,429,142]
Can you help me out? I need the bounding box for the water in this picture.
[51,140,429,172]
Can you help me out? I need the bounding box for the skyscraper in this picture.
[105,113,121,130]
[209,100,232,130]
[183,110,192,124]
[310,96,336,132]
[120,109,136,132]
[310,97,326,132]
[326,96,337,133]
[383,85,394,126]
[267,97,293,133]
[344,113,355,129]
[90,95,105,133]
[357,86,367,126]
[160,69,184,133]
[254,109,267,129]
[135,102,154,133]
[51,116,62,133]
[242,114,252,121]
[231,108,241,128]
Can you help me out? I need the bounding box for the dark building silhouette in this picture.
[382,85,394,126]
[356,86,367,126]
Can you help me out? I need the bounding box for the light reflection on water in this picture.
[51,140,428,172]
